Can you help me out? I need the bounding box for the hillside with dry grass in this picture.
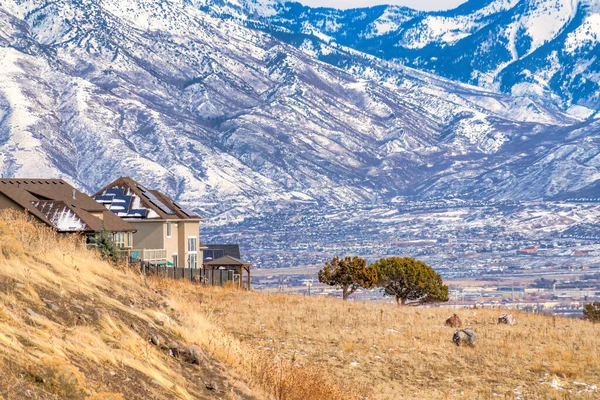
[0,210,599,399]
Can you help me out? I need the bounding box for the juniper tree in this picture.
[318,256,377,300]
[584,302,600,323]
[373,257,448,306]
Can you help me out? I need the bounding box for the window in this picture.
[188,237,197,252]
[187,237,197,269]
[188,253,197,269]
[113,232,125,248]
[167,222,172,238]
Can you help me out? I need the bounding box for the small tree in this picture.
[318,256,377,300]
[373,257,448,306]
[583,302,600,323]
[95,227,119,262]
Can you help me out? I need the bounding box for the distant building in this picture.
[0,178,134,245]
[203,244,242,262]
[572,250,591,257]
[517,246,538,256]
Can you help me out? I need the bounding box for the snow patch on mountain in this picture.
[565,13,600,53]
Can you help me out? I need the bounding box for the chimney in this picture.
[72,189,76,200]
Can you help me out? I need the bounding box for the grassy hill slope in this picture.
[0,210,598,399]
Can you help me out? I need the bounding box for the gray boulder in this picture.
[453,328,477,347]
[149,335,164,347]
[172,346,201,365]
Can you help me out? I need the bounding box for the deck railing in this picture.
[116,248,132,260]
[134,261,238,286]
[131,249,167,263]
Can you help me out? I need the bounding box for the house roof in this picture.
[205,244,241,259]
[204,255,251,266]
[0,179,135,233]
[93,177,201,221]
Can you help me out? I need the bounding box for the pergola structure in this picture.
[204,256,252,290]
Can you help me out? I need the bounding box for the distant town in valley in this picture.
[206,199,600,317]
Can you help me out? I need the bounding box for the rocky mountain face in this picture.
[0,0,598,233]
[205,0,600,118]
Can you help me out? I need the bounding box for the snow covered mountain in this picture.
[0,0,598,229]
[207,0,600,118]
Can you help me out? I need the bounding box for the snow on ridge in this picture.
[564,13,600,53]
[0,0,595,222]
[520,0,577,50]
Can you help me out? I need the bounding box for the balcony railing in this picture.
[116,248,132,260]
[132,249,167,264]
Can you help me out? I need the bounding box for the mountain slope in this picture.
[0,210,260,399]
[0,0,592,224]
[219,0,600,117]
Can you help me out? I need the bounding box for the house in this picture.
[0,179,135,247]
[93,177,203,268]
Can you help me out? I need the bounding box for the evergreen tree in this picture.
[583,302,600,323]
[318,256,377,300]
[95,227,119,262]
[373,257,449,306]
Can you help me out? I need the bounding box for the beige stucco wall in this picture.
[177,220,201,268]
[123,232,133,248]
[90,211,104,220]
[131,221,165,251]
[128,219,201,268]
[164,221,179,267]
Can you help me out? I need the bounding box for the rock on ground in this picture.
[498,314,517,325]
[445,314,462,328]
[453,328,477,347]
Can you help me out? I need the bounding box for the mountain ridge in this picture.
[211,0,600,118]
[0,0,598,231]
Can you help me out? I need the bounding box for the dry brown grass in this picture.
[160,281,600,400]
[1,209,599,399]
[0,210,258,399]
[150,277,348,400]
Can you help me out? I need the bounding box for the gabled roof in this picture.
[205,255,251,266]
[0,179,134,233]
[93,177,201,221]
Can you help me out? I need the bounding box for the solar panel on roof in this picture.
[105,188,125,197]
[127,209,149,218]
[142,192,175,215]
[94,195,115,204]
[112,195,132,207]
[174,202,198,217]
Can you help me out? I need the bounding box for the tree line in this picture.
[318,256,449,305]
